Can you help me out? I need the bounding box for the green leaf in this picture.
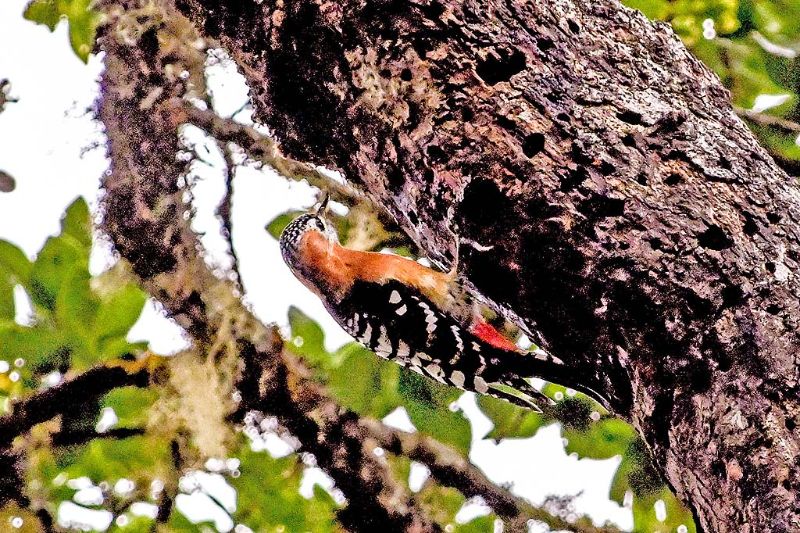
[632,487,697,533]
[23,0,99,63]
[456,515,497,533]
[23,0,61,31]
[387,454,413,490]
[29,235,84,310]
[417,482,498,532]
[99,338,148,360]
[286,306,328,366]
[28,198,91,311]
[108,515,154,533]
[610,438,664,504]
[418,484,466,526]
[477,394,548,440]
[0,322,65,378]
[0,278,14,321]
[64,0,100,63]
[63,435,170,482]
[61,197,92,248]
[563,417,637,460]
[55,267,99,368]
[102,387,158,429]
[0,240,33,284]
[623,0,669,20]
[232,445,338,533]
[609,453,636,505]
[55,267,96,330]
[265,210,304,240]
[0,505,44,533]
[166,512,211,532]
[94,284,147,342]
[328,343,401,418]
[399,372,471,455]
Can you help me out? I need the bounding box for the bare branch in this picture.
[734,106,800,133]
[216,139,244,292]
[180,102,370,209]
[360,419,620,533]
[50,427,146,448]
[0,365,149,448]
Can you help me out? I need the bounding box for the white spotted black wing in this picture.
[330,279,589,407]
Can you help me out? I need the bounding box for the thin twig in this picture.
[51,427,146,447]
[733,107,800,177]
[734,106,800,133]
[360,419,619,533]
[216,140,244,292]
[179,101,373,209]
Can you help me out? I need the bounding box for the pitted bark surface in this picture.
[177,1,800,530]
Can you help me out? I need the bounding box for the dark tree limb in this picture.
[97,5,437,530]
[0,363,148,511]
[238,346,441,532]
[0,365,148,448]
[181,103,373,209]
[50,427,146,448]
[174,1,800,531]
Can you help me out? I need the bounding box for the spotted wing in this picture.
[329,279,589,407]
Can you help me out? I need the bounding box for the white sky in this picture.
[0,1,633,530]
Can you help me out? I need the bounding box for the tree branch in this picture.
[360,418,620,533]
[0,365,148,448]
[238,347,440,531]
[181,102,371,209]
[734,106,800,133]
[215,139,244,292]
[733,107,800,176]
[97,4,437,530]
[50,427,146,448]
[94,5,612,531]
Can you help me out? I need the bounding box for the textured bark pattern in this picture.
[177,0,800,530]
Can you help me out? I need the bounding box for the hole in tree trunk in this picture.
[697,225,734,250]
[475,48,526,85]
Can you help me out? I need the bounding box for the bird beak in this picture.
[314,193,335,255]
[316,193,330,216]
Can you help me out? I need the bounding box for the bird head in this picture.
[279,195,338,270]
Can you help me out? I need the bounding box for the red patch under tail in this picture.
[471,321,520,352]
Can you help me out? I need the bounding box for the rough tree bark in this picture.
[175,1,800,531]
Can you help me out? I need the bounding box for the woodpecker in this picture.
[279,197,598,409]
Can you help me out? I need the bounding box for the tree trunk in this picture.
[176,0,800,530]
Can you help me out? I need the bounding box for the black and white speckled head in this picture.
[279,213,328,266]
[279,193,341,276]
